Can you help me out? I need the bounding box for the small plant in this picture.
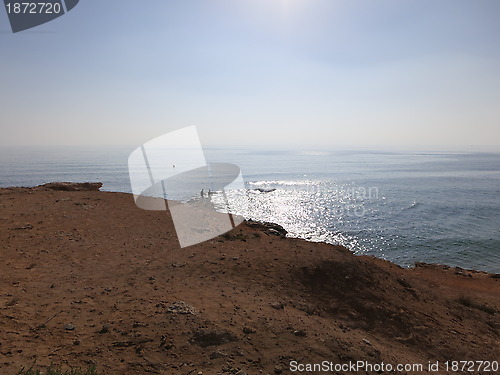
[457,296,497,315]
[17,364,98,375]
[221,230,249,241]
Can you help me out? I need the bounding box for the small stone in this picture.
[363,338,372,346]
[242,326,256,334]
[190,328,237,348]
[167,301,196,315]
[98,324,109,334]
[293,329,307,337]
[274,366,283,374]
[64,324,75,331]
[270,302,284,310]
[209,349,227,359]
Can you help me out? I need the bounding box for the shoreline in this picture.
[2,181,496,276]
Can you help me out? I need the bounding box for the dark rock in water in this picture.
[245,220,287,237]
[190,328,237,348]
[39,182,103,191]
[254,188,276,193]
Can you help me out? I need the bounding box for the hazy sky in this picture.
[1,0,499,150]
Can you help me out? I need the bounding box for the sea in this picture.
[1,146,499,274]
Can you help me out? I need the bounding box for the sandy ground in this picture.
[0,184,498,374]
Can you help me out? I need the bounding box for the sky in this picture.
[1,0,500,151]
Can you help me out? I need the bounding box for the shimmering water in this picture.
[1,146,499,273]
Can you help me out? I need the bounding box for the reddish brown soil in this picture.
[0,185,498,374]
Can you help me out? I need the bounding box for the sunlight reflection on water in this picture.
[212,179,381,255]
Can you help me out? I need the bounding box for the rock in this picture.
[11,224,33,230]
[172,262,187,268]
[167,301,196,315]
[39,182,103,191]
[293,329,307,337]
[98,324,109,334]
[455,270,472,277]
[254,188,276,193]
[64,324,75,331]
[397,278,412,288]
[245,220,287,237]
[190,328,238,348]
[159,336,173,350]
[414,262,430,268]
[270,302,284,310]
[242,326,256,334]
[363,338,372,346]
[209,349,227,359]
[274,366,283,374]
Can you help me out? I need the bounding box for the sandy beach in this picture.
[0,183,498,374]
